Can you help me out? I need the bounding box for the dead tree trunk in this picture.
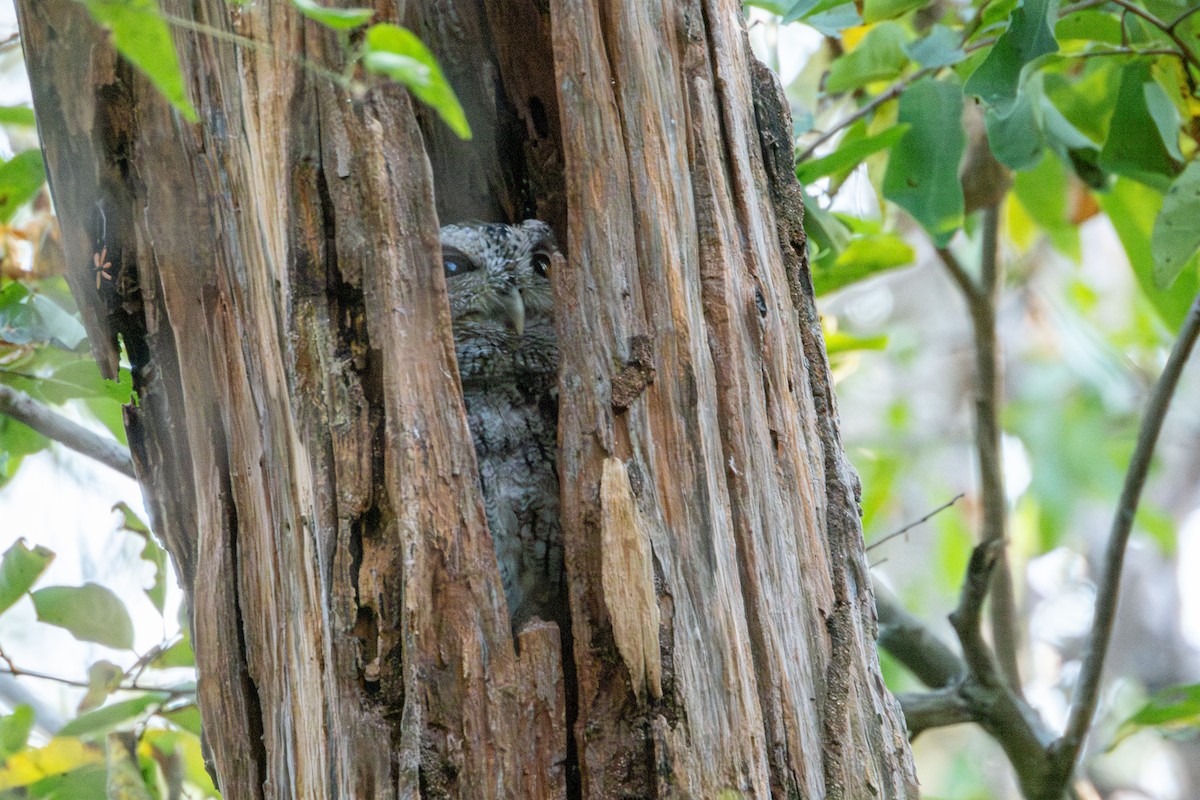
[17,0,916,797]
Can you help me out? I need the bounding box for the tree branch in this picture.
[0,384,135,478]
[876,588,966,689]
[897,687,974,737]
[937,207,1022,693]
[1107,0,1200,70]
[1045,291,1200,796]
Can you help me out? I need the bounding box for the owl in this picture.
[440,220,565,630]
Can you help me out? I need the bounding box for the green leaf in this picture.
[58,694,169,738]
[0,539,55,617]
[82,0,198,123]
[1055,9,1123,45]
[796,124,909,183]
[1151,161,1200,289]
[1099,61,1181,192]
[0,283,88,351]
[161,705,203,738]
[150,637,195,670]
[0,705,35,760]
[0,106,36,126]
[362,24,471,140]
[812,233,915,294]
[783,0,848,23]
[807,4,863,35]
[825,22,909,93]
[290,0,373,30]
[904,24,966,68]
[1098,177,1199,330]
[985,84,1043,170]
[1112,683,1200,749]
[963,0,1059,113]
[1012,151,1080,258]
[0,150,45,223]
[31,583,135,650]
[115,503,167,614]
[79,660,125,714]
[862,0,926,22]
[882,77,965,246]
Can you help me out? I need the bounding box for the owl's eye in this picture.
[443,252,478,277]
[531,252,552,278]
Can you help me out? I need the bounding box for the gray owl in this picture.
[441,220,564,630]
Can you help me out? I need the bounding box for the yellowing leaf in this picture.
[0,737,103,789]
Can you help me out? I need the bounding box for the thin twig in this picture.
[867,493,965,552]
[1069,46,1188,60]
[0,384,135,478]
[1168,4,1200,31]
[1047,291,1200,794]
[1108,0,1200,70]
[796,66,936,163]
[935,247,979,300]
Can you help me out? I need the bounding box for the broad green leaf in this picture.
[1098,178,1199,330]
[1012,152,1080,258]
[825,330,889,354]
[0,417,50,485]
[904,24,966,68]
[0,705,35,761]
[0,738,105,791]
[1144,79,1183,162]
[290,0,373,30]
[0,539,55,616]
[84,397,130,447]
[161,705,203,738]
[82,0,198,123]
[0,150,45,223]
[35,360,131,404]
[985,84,1043,170]
[783,0,847,23]
[151,637,195,669]
[31,583,135,650]
[744,0,791,12]
[21,765,108,799]
[806,4,863,35]
[863,0,925,22]
[362,24,470,139]
[0,106,36,126]
[0,283,88,351]
[58,694,169,739]
[79,661,125,714]
[1151,161,1200,289]
[964,0,1059,113]
[119,509,167,614]
[1111,683,1200,749]
[1043,64,1119,145]
[1055,9,1123,45]
[825,22,909,93]
[1099,61,1180,192]
[796,124,909,183]
[812,233,915,294]
[882,77,965,246]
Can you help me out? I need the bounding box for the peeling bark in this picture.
[16,0,916,797]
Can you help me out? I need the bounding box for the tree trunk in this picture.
[16,0,916,797]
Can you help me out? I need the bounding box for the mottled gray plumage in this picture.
[441,220,564,629]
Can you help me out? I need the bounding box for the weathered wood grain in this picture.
[16,0,916,796]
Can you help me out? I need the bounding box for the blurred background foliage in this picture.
[747,0,1200,796]
[0,0,1197,797]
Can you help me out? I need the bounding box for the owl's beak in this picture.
[499,288,525,336]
